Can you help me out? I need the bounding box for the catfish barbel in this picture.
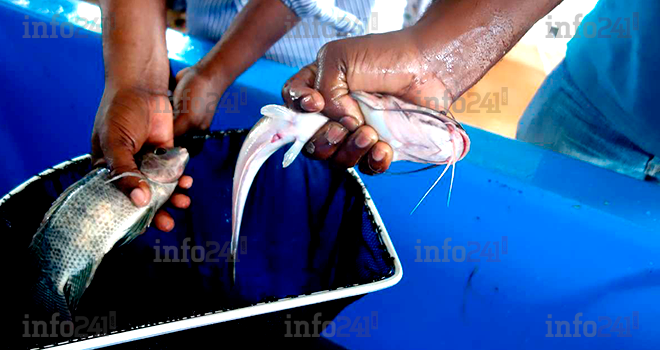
[28,147,189,320]
[231,91,470,280]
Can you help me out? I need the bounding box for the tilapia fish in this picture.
[28,147,189,319]
[231,92,470,279]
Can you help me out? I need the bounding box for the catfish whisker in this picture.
[410,160,451,215]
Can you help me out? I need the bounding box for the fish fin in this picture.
[283,139,306,168]
[117,206,155,247]
[27,170,103,320]
[260,105,297,121]
[32,170,102,245]
[63,259,102,312]
[410,161,451,215]
[104,172,145,185]
[31,275,73,321]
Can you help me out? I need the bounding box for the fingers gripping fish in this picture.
[231,92,470,282]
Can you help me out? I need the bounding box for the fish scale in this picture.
[28,147,189,320]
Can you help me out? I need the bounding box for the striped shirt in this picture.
[186,0,424,68]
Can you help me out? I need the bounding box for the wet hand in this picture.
[91,85,193,232]
[281,29,449,174]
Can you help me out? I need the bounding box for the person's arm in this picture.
[93,0,191,232]
[413,0,563,101]
[172,0,302,135]
[99,0,170,93]
[281,0,563,174]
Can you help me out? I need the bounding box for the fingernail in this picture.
[372,147,386,162]
[324,124,347,145]
[180,197,191,208]
[301,95,312,108]
[130,188,147,206]
[288,88,304,99]
[305,141,316,154]
[340,116,360,132]
[355,132,374,148]
[368,159,385,174]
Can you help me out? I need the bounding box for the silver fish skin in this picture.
[231,92,471,280]
[350,91,470,164]
[28,147,189,319]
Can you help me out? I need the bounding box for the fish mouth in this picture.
[455,129,470,161]
[351,91,465,130]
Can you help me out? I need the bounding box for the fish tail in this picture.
[260,105,298,121]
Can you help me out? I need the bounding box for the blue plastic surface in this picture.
[2,0,659,349]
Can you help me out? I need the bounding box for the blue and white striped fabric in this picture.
[185,0,379,67]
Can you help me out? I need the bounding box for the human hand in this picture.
[172,66,229,137]
[91,85,193,232]
[281,29,450,175]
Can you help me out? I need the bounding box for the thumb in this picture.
[105,143,151,207]
[175,67,191,83]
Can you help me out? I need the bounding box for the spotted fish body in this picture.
[28,147,189,319]
[231,92,471,280]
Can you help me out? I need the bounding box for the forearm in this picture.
[194,0,300,85]
[412,0,563,100]
[99,0,170,92]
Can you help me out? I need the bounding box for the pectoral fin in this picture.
[63,259,102,312]
[117,206,155,247]
[283,140,306,168]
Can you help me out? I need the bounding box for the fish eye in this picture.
[154,148,167,155]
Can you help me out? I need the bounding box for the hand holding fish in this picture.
[282,0,562,173]
[92,86,193,232]
[282,30,450,175]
